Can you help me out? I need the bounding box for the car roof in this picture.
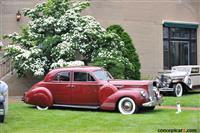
[44,66,104,82]
[56,66,102,71]
[48,66,103,75]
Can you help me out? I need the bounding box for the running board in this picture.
[53,104,100,109]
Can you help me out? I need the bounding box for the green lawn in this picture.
[162,92,200,107]
[0,103,199,133]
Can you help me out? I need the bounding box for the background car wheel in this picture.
[146,106,155,111]
[173,83,183,97]
[0,103,5,123]
[36,106,48,111]
[118,97,138,115]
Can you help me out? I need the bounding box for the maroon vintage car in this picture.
[23,66,162,114]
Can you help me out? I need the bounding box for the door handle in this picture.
[71,85,75,88]
[66,84,71,88]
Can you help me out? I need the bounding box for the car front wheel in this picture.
[0,103,5,123]
[173,83,183,97]
[118,97,138,115]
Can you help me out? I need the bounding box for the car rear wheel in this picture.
[173,83,183,97]
[36,106,48,111]
[118,97,138,115]
[0,103,5,123]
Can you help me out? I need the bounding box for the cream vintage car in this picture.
[156,65,200,97]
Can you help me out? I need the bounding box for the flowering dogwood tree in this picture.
[4,0,137,79]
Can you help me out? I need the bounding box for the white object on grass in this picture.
[176,102,182,114]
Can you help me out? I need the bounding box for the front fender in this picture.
[98,84,118,104]
[100,88,147,111]
[25,87,53,107]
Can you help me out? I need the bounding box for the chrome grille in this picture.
[148,83,156,98]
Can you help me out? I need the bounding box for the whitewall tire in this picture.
[173,83,183,97]
[118,97,138,115]
[36,106,48,111]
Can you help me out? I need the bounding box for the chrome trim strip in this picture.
[53,104,100,109]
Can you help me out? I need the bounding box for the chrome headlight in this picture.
[140,90,147,97]
[167,78,172,84]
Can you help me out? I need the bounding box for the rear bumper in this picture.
[142,96,163,107]
[0,109,4,115]
[0,103,4,115]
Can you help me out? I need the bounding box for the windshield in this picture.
[92,70,113,81]
[172,67,191,73]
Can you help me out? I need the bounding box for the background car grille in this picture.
[148,83,156,98]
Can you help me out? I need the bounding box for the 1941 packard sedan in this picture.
[23,66,162,114]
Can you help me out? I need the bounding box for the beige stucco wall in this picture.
[84,0,200,77]
[1,72,41,96]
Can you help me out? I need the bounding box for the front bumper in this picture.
[142,96,163,107]
[159,87,174,92]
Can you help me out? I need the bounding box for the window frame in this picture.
[163,26,197,70]
[73,71,96,82]
[53,71,71,82]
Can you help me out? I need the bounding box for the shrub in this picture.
[106,25,141,79]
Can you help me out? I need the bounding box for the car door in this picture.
[190,67,200,87]
[44,71,72,104]
[71,71,100,106]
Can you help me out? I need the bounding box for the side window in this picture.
[191,68,199,74]
[74,72,95,82]
[54,71,70,81]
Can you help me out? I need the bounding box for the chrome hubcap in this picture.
[176,84,182,96]
[122,101,133,112]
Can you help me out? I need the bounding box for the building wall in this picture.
[84,0,200,77]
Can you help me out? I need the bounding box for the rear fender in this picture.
[100,88,147,111]
[25,87,53,107]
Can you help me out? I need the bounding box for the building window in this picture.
[163,26,197,70]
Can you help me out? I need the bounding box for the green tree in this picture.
[106,25,141,79]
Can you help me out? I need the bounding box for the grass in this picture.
[162,92,200,107]
[0,103,199,133]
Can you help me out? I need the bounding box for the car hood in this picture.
[163,71,188,79]
[108,80,152,86]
